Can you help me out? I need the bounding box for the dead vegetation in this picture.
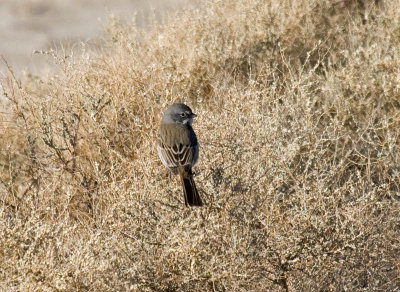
[1,0,400,290]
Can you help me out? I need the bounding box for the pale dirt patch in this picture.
[0,0,192,75]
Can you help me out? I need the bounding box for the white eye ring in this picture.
[180,113,186,117]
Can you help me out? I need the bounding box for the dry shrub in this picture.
[1,0,400,291]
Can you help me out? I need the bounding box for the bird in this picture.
[157,103,203,207]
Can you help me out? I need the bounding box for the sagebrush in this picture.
[1,0,399,291]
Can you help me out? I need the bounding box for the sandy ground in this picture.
[0,0,191,76]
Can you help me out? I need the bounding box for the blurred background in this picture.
[0,0,191,76]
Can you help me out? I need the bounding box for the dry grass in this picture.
[1,0,400,290]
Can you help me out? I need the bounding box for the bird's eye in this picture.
[180,113,186,117]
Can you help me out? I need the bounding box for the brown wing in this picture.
[157,123,198,171]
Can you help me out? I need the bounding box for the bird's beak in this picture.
[191,113,197,118]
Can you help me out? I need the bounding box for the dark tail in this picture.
[179,169,203,207]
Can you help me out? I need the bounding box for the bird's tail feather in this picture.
[179,169,203,207]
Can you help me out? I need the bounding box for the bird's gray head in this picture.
[161,103,197,125]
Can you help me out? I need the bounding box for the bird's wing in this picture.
[157,124,198,169]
